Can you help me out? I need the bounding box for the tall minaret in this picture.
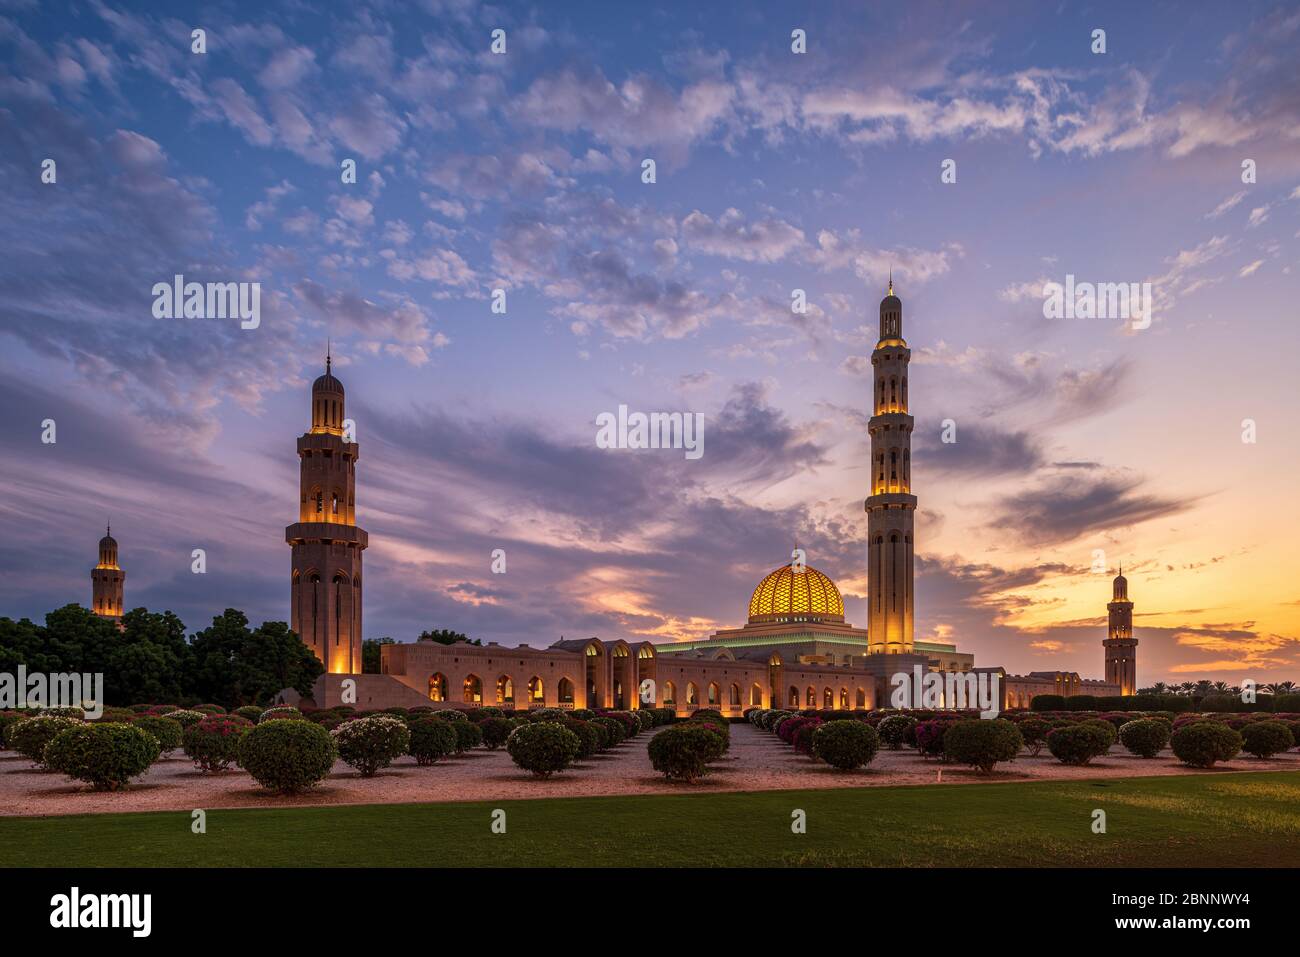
[865,277,916,654]
[285,352,367,674]
[1103,567,1137,695]
[91,523,125,622]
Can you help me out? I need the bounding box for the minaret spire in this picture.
[888,267,893,297]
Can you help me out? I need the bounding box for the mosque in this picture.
[91,286,1131,712]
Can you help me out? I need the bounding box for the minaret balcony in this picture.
[867,412,913,432]
[864,492,917,510]
[298,434,359,457]
[285,522,368,547]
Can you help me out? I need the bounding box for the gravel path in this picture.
[4,724,1299,818]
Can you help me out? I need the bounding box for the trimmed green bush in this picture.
[8,715,81,767]
[1118,719,1170,758]
[1170,721,1242,768]
[1018,718,1052,756]
[331,715,410,776]
[876,714,917,750]
[44,723,160,790]
[234,706,264,722]
[194,704,227,715]
[258,706,303,723]
[561,718,600,759]
[1030,694,1066,712]
[238,719,336,793]
[182,714,253,772]
[1046,724,1109,765]
[811,720,880,770]
[479,717,514,750]
[505,722,580,778]
[648,724,720,783]
[0,711,23,747]
[130,715,184,757]
[408,718,457,765]
[592,716,626,747]
[433,709,469,722]
[451,719,483,753]
[94,707,137,724]
[943,719,1023,773]
[163,709,206,729]
[1240,720,1294,759]
[1080,718,1118,749]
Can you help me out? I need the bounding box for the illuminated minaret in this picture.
[285,352,367,674]
[1103,566,1137,695]
[91,523,125,622]
[865,277,915,654]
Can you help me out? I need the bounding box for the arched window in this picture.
[528,676,544,703]
[839,688,849,709]
[729,683,741,707]
[805,686,815,707]
[707,682,719,706]
[686,682,699,706]
[664,681,677,704]
[557,677,574,704]
[315,491,323,515]
[463,674,482,705]
[788,686,799,708]
[856,688,866,708]
[428,673,447,702]
[496,675,513,705]
[824,687,834,709]
[331,492,339,515]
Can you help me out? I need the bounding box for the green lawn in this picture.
[3,770,1300,867]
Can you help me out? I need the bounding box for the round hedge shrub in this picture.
[183,714,253,772]
[234,706,264,722]
[1080,718,1118,750]
[44,723,160,790]
[408,718,457,765]
[1170,721,1242,768]
[913,719,952,758]
[451,719,483,753]
[793,718,822,756]
[811,720,879,770]
[474,706,504,721]
[331,715,410,777]
[479,717,515,750]
[0,711,26,747]
[194,704,226,715]
[94,706,137,724]
[1046,724,1109,765]
[238,719,336,793]
[877,714,917,749]
[1118,719,1170,758]
[528,708,565,723]
[592,716,626,747]
[636,710,655,731]
[506,722,580,778]
[570,708,596,721]
[433,709,469,722]
[163,709,206,729]
[943,719,1023,772]
[1240,720,1294,759]
[1018,718,1052,756]
[561,719,599,759]
[8,715,81,766]
[130,715,184,757]
[259,706,303,723]
[648,725,720,783]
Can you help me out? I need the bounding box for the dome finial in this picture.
[326,337,331,375]
[888,266,893,297]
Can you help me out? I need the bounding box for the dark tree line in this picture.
[0,604,323,708]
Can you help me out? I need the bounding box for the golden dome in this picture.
[748,563,844,623]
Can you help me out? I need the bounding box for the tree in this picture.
[362,637,395,674]
[417,628,480,646]
[187,610,323,707]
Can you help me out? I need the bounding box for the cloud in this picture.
[984,473,1200,547]
[913,422,1044,477]
[679,208,806,263]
